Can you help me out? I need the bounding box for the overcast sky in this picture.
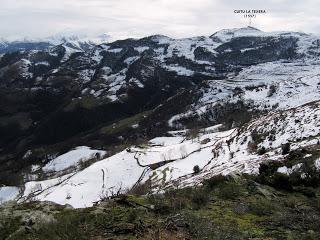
[1,0,319,40]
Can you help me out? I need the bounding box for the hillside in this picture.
[0,27,319,210]
[2,172,320,239]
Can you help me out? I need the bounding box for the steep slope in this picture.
[3,175,320,239]
[13,101,320,208]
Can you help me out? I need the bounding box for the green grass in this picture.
[100,110,150,135]
[64,96,101,111]
[1,171,320,240]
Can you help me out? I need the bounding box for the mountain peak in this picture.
[210,26,263,42]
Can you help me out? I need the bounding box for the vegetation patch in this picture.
[1,163,320,239]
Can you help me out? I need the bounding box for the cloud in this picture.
[0,0,319,40]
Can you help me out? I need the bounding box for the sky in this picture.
[0,0,319,41]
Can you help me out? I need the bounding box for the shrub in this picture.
[164,189,188,212]
[251,130,263,144]
[193,165,200,174]
[0,216,22,240]
[247,141,258,153]
[127,209,138,223]
[272,173,293,191]
[32,210,89,239]
[249,198,274,216]
[248,130,265,153]
[201,138,211,144]
[184,212,243,240]
[294,186,316,198]
[268,134,276,141]
[203,175,228,190]
[287,149,304,161]
[147,195,171,214]
[267,85,277,97]
[233,87,244,96]
[127,180,151,196]
[304,172,320,188]
[186,127,200,140]
[294,163,320,188]
[257,146,266,155]
[191,189,210,209]
[281,143,291,155]
[258,161,282,176]
[218,182,242,200]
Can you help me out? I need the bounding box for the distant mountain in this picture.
[0,27,319,207]
[0,32,112,54]
[0,40,52,54]
[45,32,112,45]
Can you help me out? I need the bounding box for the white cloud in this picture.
[0,0,319,40]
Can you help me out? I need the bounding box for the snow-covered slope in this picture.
[22,151,146,208]
[42,146,106,173]
[14,101,320,208]
[1,27,319,104]
[211,26,264,42]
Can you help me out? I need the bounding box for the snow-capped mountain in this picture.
[0,27,319,207]
[45,32,112,45]
[0,32,112,54]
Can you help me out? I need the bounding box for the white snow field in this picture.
[17,101,320,208]
[42,146,106,173]
[169,59,320,128]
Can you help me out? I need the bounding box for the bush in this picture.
[164,189,188,212]
[186,127,200,140]
[258,161,282,176]
[272,173,293,191]
[193,165,200,174]
[191,189,210,209]
[147,195,171,214]
[127,180,151,196]
[267,85,277,97]
[183,213,242,239]
[281,143,291,155]
[127,209,138,223]
[32,210,89,239]
[0,216,22,240]
[293,163,320,188]
[287,149,304,161]
[251,130,264,144]
[294,186,316,198]
[248,130,266,153]
[249,198,274,216]
[203,175,228,190]
[257,146,266,155]
[218,182,242,200]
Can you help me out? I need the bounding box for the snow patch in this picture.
[0,187,20,204]
[42,146,106,173]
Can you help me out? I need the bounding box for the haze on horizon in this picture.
[1,0,319,41]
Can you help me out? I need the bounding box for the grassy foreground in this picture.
[1,167,320,240]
